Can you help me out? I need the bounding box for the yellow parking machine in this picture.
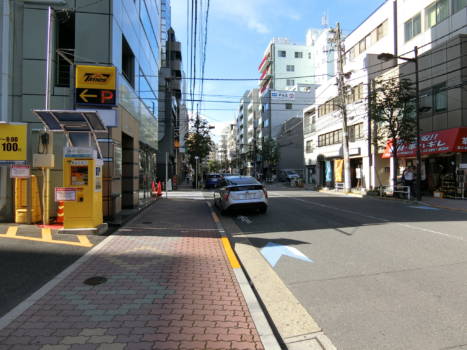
[63,147,103,230]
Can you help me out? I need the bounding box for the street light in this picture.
[194,156,199,189]
[377,46,421,201]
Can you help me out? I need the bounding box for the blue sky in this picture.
[171,0,385,140]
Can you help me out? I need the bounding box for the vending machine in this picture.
[62,147,103,229]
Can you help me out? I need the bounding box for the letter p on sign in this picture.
[101,90,114,104]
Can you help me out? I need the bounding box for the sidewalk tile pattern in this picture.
[1,228,264,349]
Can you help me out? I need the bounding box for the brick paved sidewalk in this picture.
[0,198,265,350]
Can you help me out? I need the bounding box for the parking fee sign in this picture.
[55,187,77,202]
[0,123,27,164]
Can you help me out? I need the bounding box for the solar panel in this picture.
[33,110,107,159]
[53,112,86,123]
[35,111,61,130]
[84,112,105,131]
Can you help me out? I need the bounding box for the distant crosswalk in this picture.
[164,191,208,200]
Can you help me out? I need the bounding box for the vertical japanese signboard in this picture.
[75,65,117,107]
[0,123,27,164]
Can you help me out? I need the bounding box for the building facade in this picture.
[157,27,184,183]
[304,0,467,196]
[0,0,162,221]
[258,30,333,95]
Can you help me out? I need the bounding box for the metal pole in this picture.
[43,6,54,225]
[165,152,168,198]
[334,23,351,192]
[414,46,421,201]
[367,79,373,190]
[195,158,198,189]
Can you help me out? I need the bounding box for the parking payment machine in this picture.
[33,110,109,232]
[63,147,103,229]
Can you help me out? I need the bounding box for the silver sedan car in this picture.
[213,176,268,214]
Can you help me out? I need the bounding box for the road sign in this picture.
[0,123,27,164]
[10,165,30,178]
[75,65,116,107]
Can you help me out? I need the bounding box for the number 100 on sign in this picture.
[0,124,27,163]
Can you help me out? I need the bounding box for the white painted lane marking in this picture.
[273,193,467,243]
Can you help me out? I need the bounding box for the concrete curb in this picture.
[206,200,282,350]
[318,189,364,198]
[0,201,157,331]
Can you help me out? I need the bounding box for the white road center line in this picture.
[274,193,467,243]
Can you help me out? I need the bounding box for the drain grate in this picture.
[83,276,107,286]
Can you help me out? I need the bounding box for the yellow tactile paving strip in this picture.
[0,226,93,247]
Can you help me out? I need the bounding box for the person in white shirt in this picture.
[403,167,415,196]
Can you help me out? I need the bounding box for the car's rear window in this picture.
[228,185,263,191]
[225,177,258,184]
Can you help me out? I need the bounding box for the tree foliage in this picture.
[184,116,213,170]
[261,138,279,173]
[370,78,416,188]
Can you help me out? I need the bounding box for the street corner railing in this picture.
[379,185,411,200]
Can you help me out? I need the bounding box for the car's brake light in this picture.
[223,192,230,201]
[263,189,268,198]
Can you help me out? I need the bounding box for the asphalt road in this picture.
[0,225,105,317]
[222,189,467,350]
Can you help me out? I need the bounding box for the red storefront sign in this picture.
[382,127,467,158]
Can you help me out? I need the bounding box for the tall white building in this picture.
[258,29,334,95]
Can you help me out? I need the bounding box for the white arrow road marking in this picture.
[237,216,252,224]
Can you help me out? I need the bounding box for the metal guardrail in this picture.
[335,182,344,191]
[379,185,411,200]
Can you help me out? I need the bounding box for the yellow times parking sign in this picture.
[0,124,27,163]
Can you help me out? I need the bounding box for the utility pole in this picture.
[331,22,351,192]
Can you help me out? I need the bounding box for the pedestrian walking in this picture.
[403,166,415,197]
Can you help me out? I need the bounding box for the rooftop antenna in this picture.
[321,11,329,28]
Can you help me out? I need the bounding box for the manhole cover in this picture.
[83,276,107,286]
[142,221,152,224]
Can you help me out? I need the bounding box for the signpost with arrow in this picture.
[75,65,116,107]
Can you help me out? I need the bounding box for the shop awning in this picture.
[382,127,467,158]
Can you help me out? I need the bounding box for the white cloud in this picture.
[211,0,271,34]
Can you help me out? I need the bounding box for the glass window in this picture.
[122,35,135,87]
[369,28,378,45]
[453,0,467,13]
[295,51,303,58]
[359,38,366,53]
[278,50,286,57]
[405,13,421,42]
[376,20,388,40]
[426,0,449,28]
[286,79,295,86]
[286,65,295,72]
[438,0,449,21]
[433,84,447,112]
[308,52,311,59]
[285,103,292,110]
[138,71,157,117]
[140,0,159,62]
[55,11,75,87]
[420,89,433,116]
